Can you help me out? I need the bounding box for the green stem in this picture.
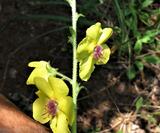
[56,71,72,83]
[113,0,128,43]
[71,0,78,132]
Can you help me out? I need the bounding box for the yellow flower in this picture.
[33,76,73,133]
[77,22,113,81]
[26,61,56,85]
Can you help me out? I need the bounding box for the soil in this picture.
[0,0,160,133]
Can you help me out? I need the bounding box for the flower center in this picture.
[93,45,103,60]
[47,100,57,117]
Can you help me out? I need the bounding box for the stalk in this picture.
[71,0,78,132]
[56,71,72,83]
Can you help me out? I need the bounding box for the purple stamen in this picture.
[47,100,57,116]
[93,45,103,60]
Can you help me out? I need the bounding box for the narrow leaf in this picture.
[135,60,144,71]
[136,97,143,112]
[142,0,154,8]
[68,27,76,44]
[144,55,160,64]
[117,130,123,133]
[127,66,136,80]
[147,114,157,124]
[139,12,151,26]
[134,40,142,54]
[134,29,159,54]
[141,30,159,43]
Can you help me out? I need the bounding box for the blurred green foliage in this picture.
[135,97,144,112]
[113,0,160,80]
[116,130,123,133]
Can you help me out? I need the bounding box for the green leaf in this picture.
[142,0,153,8]
[69,27,76,37]
[134,40,142,54]
[127,66,136,80]
[151,8,160,15]
[136,97,143,112]
[134,29,159,54]
[129,1,138,35]
[144,55,160,64]
[139,12,151,26]
[147,114,157,124]
[135,60,144,71]
[68,27,76,44]
[116,130,123,133]
[141,30,159,43]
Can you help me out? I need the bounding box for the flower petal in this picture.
[50,112,70,133]
[86,22,102,42]
[77,38,94,61]
[58,96,74,125]
[34,77,54,98]
[33,97,50,124]
[95,44,111,65]
[48,76,69,98]
[79,55,95,81]
[26,61,50,85]
[28,61,48,68]
[97,28,113,45]
[77,23,104,62]
[50,116,57,133]
[35,90,46,98]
